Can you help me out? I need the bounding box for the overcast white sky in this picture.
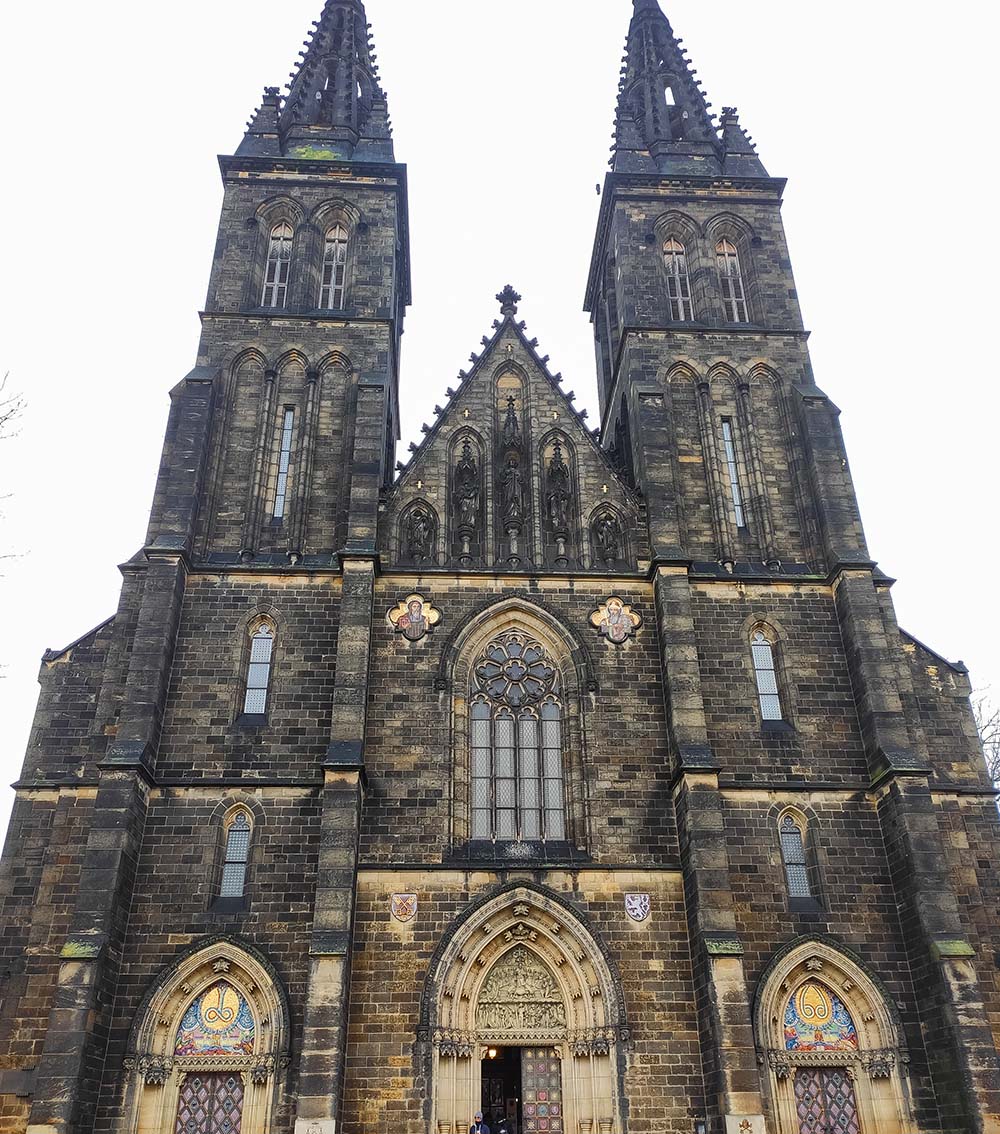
[0,1,996,841]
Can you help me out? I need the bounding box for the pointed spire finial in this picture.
[239,0,395,162]
[496,285,521,318]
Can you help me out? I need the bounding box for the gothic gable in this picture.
[383,290,638,572]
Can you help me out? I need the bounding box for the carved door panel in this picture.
[175,1072,245,1134]
[793,1067,860,1134]
[521,1049,563,1134]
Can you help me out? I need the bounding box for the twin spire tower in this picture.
[2,4,998,1134]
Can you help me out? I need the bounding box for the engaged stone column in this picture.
[654,567,767,1133]
[296,558,376,1132]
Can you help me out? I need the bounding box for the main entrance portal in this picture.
[425,888,623,1134]
[481,1047,564,1134]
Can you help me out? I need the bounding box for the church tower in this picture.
[2,3,1000,1134]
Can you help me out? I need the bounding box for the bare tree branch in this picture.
[973,690,1000,788]
[0,371,24,440]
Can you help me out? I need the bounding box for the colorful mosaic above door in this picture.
[175,982,255,1056]
[521,1048,563,1134]
[784,981,858,1052]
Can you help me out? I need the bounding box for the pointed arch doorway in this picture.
[422,887,626,1134]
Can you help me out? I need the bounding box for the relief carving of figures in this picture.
[545,442,572,534]
[454,439,481,532]
[500,457,525,526]
[592,512,622,563]
[404,505,435,562]
[476,946,566,1033]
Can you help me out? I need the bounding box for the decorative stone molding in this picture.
[861,1049,896,1079]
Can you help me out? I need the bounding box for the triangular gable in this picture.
[383,290,640,573]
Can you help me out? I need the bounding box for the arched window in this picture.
[470,632,566,843]
[779,813,811,899]
[261,222,293,308]
[243,623,275,716]
[220,810,252,899]
[751,628,783,722]
[662,237,693,320]
[716,238,748,322]
[320,223,349,309]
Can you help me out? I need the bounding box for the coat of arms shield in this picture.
[624,893,651,922]
[390,893,418,923]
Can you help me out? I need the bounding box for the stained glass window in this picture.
[220,812,251,899]
[663,238,693,321]
[716,238,748,322]
[261,222,293,308]
[471,633,565,843]
[784,981,859,1052]
[780,814,811,898]
[751,629,783,722]
[243,624,274,715]
[320,224,349,309]
[175,982,255,1057]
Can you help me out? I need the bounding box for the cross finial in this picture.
[496,285,522,317]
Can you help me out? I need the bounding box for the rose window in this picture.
[475,635,556,707]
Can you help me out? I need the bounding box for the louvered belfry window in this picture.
[663,237,694,321]
[721,417,747,530]
[716,238,748,322]
[320,224,349,308]
[261,222,293,308]
[470,633,566,843]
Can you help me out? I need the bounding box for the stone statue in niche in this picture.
[500,456,524,525]
[592,512,623,564]
[454,439,481,533]
[501,395,521,449]
[545,442,571,534]
[404,505,434,562]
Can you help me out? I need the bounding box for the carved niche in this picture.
[476,946,567,1034]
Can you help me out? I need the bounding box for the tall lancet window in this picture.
[243,622,275,715]
[663,237,694,320]
[751,628,784,722]
[716,238,748,322]
[320,224,349,309]
[262,222,293,308]
[470,632,566,843]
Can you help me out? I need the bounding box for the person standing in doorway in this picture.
[471,1112,491,1134]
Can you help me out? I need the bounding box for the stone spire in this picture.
[237,0,394,162]
[611,0,766,177]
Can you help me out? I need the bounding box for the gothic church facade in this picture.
[2,2,999,1134]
